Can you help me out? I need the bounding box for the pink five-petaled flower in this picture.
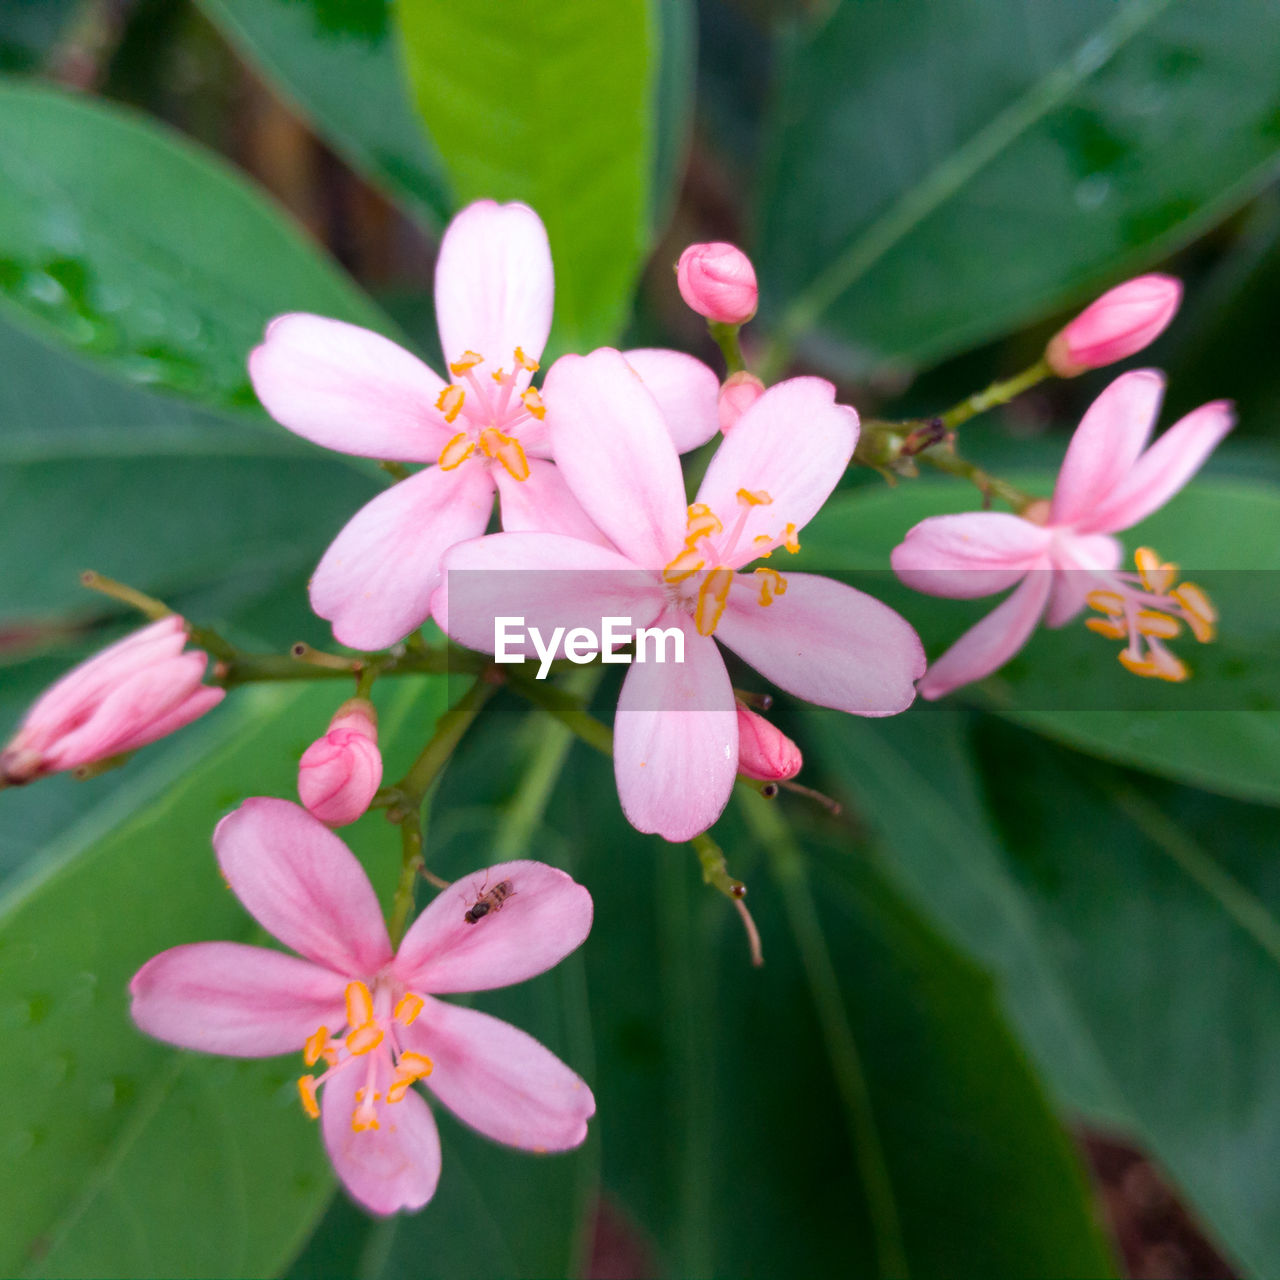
[0,616,224,786]
[297,698,383,826]
[249,200,720,651]
[1045,274,1183,377]
[437,348,924,841]
[130,798,595,1216]
[891,370,1234,698]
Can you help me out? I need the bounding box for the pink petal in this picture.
[694,377,858,566]
[435,200,553,372]
[621,349,721,453]
[891,512,1052,599]
[214,798,392,977]
[918,571,1052,700]
[393,860,592,994]
[1044,532,1122,627]
[321,1055,442,1215]
[1049,370,1164,527]
[437,531,661,655]
[401,997,594,1152]
[613,621,737,841]
[107,684,225,755]
[716,572,925,716]
[494,459,614,546]
[249,314,449,462]
[130,941,347,1056]
[544,349,687,567]
[1083,399,1235,533]
[311,462,494,651]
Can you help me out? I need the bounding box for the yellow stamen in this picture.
[303,1026,331,1068]
[394,992,424,1026]
[345,981,374,1029]
[1086,590,1125,616]
[1085,617,1127,640]
[1174,582,1217,642]
[436,384,466,424]
[351,1106,380,1132]
[781,523,801,554]
[514,346,539,373]
[1136,610,1181,639]
[754,566,787,606]
[520,387,547,420]
[491,368,506,383]
[737,488,773,507]
[346,1023,384,1056]
[686,504,723,543]
[1135,546,1177,594]
[695,567,735,636]
[1118,649,1189,682]
[448,350,484,375]
[663,546,705,584]
[297,1075,320,1120]
[479,427,530,481]
[438,430,475,470]
[396,1051,434,1080]
[385,1078,411,1104]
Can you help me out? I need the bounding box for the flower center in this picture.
[661,489,801,635]
[433,347,545,482]
[1083,546,1216,682]
[296,979,434,1133]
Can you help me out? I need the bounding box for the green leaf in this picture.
[760,0,1280,372]
[0,80,392,412]
[396,0,655,350]
[0,0,78,71]
[649,0,696,235]
[196,0,452,230]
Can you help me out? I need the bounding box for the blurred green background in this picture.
[1,2,1278,1277]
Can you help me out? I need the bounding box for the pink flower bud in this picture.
[735,705,802,782]
[718,371,766,433]
[297,699,382,826]
[676,241,758,325]
[0,616,224,786]
[1045,274,1182,377]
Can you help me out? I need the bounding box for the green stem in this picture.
[707,320,747,375]
[79,570,172,621]
[917,449,1037,511]
[505,672,615,756]
[934,357,1051,431]
[214,644,484,689]
[388,808,425,946]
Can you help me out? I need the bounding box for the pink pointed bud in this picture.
[297,698,382,826]
[735,705,802,782]
[718,371,766,433]
[676,242,758,325]
[1046,274,1182,377]
[0,616,224,786]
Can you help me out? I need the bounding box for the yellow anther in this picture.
[754,566,787,606]
[695,567,735,636]
[479,427,531,481]
[396,1051,434,1080]
[1118,649,1188,682]
[448,350,484,375]
[351,1108,380,1133]
[1084,617,1127,640]
[737,488,773,507]
[345,981,374,1029]
[394,992,424,1026]
[346,1022,384,1056]
[303,1026,331,1068]
[685,504,723,543]
[782,523,801,554]
[1134,547,1177,595]
[520,387,547,420]
[1086,590,1126,616]
[491,368,506,383]
[436,384,466,423]
[1174,582,1217,642]
[385,1079,411,1105]
[1136,610,1181,639]
[297,1075,320,1120]
[514,346,539,373]
[663,546,705,584]
[438,430,475,470]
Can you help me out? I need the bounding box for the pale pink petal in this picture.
[321,1055,442,1215]
[544,349,687,567]
[1044,532,1122,627]
[716,573,925,716]
[437,531,661,655]
[613,621,737,841]
[621,349,721,452]
[891,512,1052,599]
[402,998,594,1152]
[394,860,592,993]
[435,201,553,372]
[107,684,225,755]
[249,314,449,461]
[494,459,614,546]
[214,797,392,977]
[694,378,858,565]
[130,941,347,1056]
[1049,370,1164,526]
[918,571,1053,700]
[1083,400,1235,533]
[311,462,494,651]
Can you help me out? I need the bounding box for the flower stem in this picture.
[707,320,747,375]
[934,357,1051,431]
[916,448,1037,511]
[691,831,763,966]
[214,644,484,688]
[79,570,172,620]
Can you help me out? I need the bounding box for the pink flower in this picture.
[1046,275,1182,377]
[249,201,720,650]
[735,705,802,782]
[718,371,765,433]
[0,617,224,786]
[130,798,595,1217]
[298,699,382,826]
[437,349,924,841]
[676,242,758,325]
[892,370,1233,698]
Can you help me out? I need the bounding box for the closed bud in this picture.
[298,698,382,827]
[676,241,759,325]
[735,704,802,782]
[718,371,766,433]
[1046,274,1182,377]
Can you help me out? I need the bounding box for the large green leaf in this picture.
[197,0,452,230]
[396,1,655,351]
[0,80,391,412]
[759,0,1280,373]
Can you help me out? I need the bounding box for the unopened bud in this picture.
[718,371,766,433]
[735,705,802,782]
[676,242,758,325]
[298,698,382,827]
[1046,274,1182,377]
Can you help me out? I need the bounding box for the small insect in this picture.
[463,878,515,925]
